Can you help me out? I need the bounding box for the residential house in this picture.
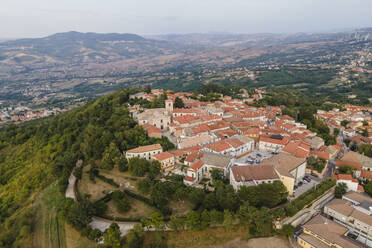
[183,160,205,185]
[258,134,290,152]
[125,144,163,161]
[153,151,175,171]
[282,140,311,158]
[200,152,233,176]
[333,174,362,192]
[229,165,280,190]
[305,136,325,150]
[261,153,306,195]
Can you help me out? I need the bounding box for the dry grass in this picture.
[159,226,252,248]
[78,166,118,201]
[153,227,289,248]
[65,223,98,248]
[100,168,144,195]
[169,200,194,216]
[213,236,290,248]
[106,197,157,219]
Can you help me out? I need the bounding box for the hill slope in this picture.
[0,88,172,247]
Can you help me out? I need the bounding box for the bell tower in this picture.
[165,99,173,113]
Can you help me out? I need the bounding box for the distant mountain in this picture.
[0,31,186,64]
[0,29,371,107]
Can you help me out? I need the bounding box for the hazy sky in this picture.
[1,0,372,38]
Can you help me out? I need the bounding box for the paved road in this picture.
[90,217,137,236]
[65,160,83,200]
[281,186,335,227]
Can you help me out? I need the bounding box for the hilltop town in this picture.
[118,88,372,248]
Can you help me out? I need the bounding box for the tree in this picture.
[174,97,185,108]
[188,188,205,207]
[101,142,122,170]
[185,210,200,230]
[112,190,131,213]
[338,165,354,175]
[209,209,224,225]
[149,212,165,231]
[200,210,211,230]
[341,120,349,128]
[126,224,144,248]
[333,128,340,137]
[364,181,372,197]
[359,144,372,158]
[137,178,152,195]
[335,182,348,198]
[281,224,295,237]
[254,207,273,236]
[350,141,358,152]
[238,202,257,225]
[148,160,161,180]
[128,157,149,177]
[168,216,185,232]
[103,223,122,248]
[73,166,82,180]
[223,210,234,230]
[210,169,224,183]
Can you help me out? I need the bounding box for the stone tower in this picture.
[165,99,173,113]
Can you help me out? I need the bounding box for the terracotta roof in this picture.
[231,165,279,182]
[173,108,197,114]
[127,144,162,153]
[259,135,290,146]
[282,141,310,158]
[310,150,330,160]
[184,176,196,182]
[153,151,174,161]
[361,170,372,179]
[189,160,204,172]
[226,138,244,148]
[205,140,231,152]
[334,174,353,181]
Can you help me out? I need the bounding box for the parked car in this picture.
[256,153,262,157]
[304,177,311,182]
[298,181,303,186]
[310,172,319,178]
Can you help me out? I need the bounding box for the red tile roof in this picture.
[205,140,231,152]
[334,174,353,181]
[189,160,204,171]
[259,135,290,146]
[153,151,174,161]
[282,141,310,158]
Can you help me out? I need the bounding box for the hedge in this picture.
[282,178,335,217]
[96,174,120,188]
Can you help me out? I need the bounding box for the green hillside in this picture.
[0,88,172,247]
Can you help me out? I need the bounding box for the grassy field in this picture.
[64,223,98,248]
[169,199,194,216]
[100,168,143,195]
[32,183,67,248]
[106,196,158,219]
[79,165,119,201]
